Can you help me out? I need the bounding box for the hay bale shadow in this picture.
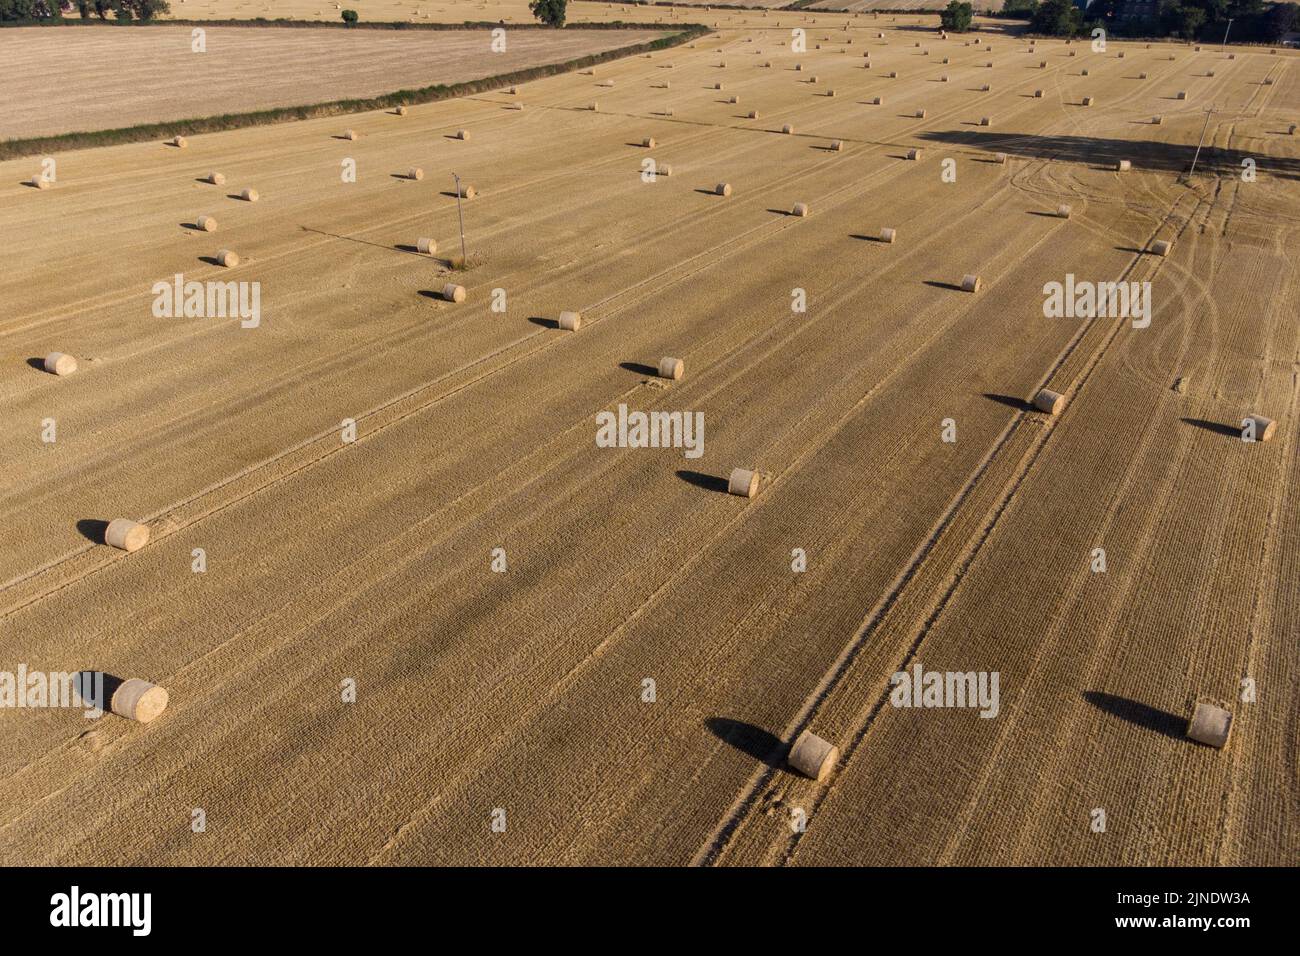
[706,717,784,768]
[76,518,109,543]
[677,469,729,493]
[1181,417,1242,439]
[1083,691,1185,740]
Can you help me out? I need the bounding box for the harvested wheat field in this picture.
[1,3,1297,869]
[0,25,671,140]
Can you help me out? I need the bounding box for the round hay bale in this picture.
[915,108,927,118]
[31,174,50,189]
[715,82,725,90]
[907,147,922,160]
[1034,89,1044,97]
[1207,70,1215,77]
[43,352,77,376]
[590,102,599,112]
[216,249,240,268]
[407,167,424,181]
[658,356,684,380]
[880,226,896,243]
[830,139,843,151]
[788,729,838,781]
[240,187,259,202]
[727,467,759,498]
[792,202,810,217]
[888,71,898,78]
[659,163,673,177]
[1151,239,1172,256]
[980,116,993,126]
[1039,60,1047,68]
[794,63,803,71]
[809,75,818,83]
[748,109,759,119]
[558,310,582,331]
[1081,68,1089,76]
[1117,159,1132,171]
[206,171,225,186]
[509,86,519,94]
[715,182,732,197]
[110,678,168,723]
[1033,388,1065,414]
[1244,414,1276,442]
[642,137,656,148]
[1056,203,1072,218]
[344,129,358,141]
[782,123,794,134]
[826,89,836,97]
[510,103,525,111]
[1139,71,1148,79]
[960,273,981,292]
[941,74,949,82]
[1186,701,1232,748]
[994,152,1008,164]
[1152,115,1163,125]
[1290,124,1298,135]
[442,283,466,303]
[172,136,187,148]
[396,105,409,116]
[105,518,150,552]
[1176,90,1187,99]
[416,237,437,255]
[980,83,991,91]
[458,184,477,199]
[871,96,883,105]
[197,215,217,232]
[456,129,470,140]
[1082,96,1095,106]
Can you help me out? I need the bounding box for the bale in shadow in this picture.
[1083,691,1185,740]
[706,717,784,768]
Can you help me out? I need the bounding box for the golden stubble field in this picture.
[1,2,1296,865]
[0,24,672,139]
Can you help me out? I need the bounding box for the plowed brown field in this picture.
[1,3,1295,866]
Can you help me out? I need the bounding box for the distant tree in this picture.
[0,0,38,21]
[940,0,974,31]
[1160,2,1208,37]
[529,0,566,27]
[1030,0,1083,35]
[1264,1,1298,39]
[1000,0,1037,17]
[341,8,358,24]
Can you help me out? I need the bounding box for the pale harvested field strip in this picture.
[0,26,673,140]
